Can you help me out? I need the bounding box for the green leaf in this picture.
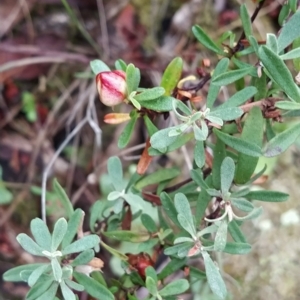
[214,129,262,157]
[253,71,267,101]
[100,241,128,261]
[60,280,76,300]
[149,133,194,155]
[135,168,180,190]
[53,179,74,218]
[51,218,67,251]
[3,263,46,282]
[17,234,44,256]
[207,58,229,108]
[248,36,259,55]
[22,92,37,122]
[51,258,62,282]
[146,277,158,297]
[122,193,145,211]
[293,38,300,71]
[26,277,56,300]
[150,127,179,150]
[71,249,95,267]
[160,192,181,228]
[212,138,226,190]
[280,47,300,60]
[289,0,297,12]
[73,272,114,300]
[144,115,158,136]
[220,157,235,194]
[0,186,13,204]
[232,57,258,77]
[159,279,189,297]
[212,68,252,86]
[61,209,83,249]
[157,258,187,280]
[135,87,165,102]
[140,96,174,112]
[189,267,207,280]
[90,60,110,74]
[115,59,127,71]
[118,112,139,149]
[90,201,108,232]
[264,122,300,157]
[138,238,159,252]
[266,33,278,53]
[141,214,157,233]
[146,266,158,282]
[126,64,140,94]
[235,107,264,184]
[278,10,300,51]
[228,220,246,243]
[235,206,263,221]
[160,57,183,96]
[192,25,223,54]
[107,156,124,191]
[62,235,100,255]
[30,218,52,251]
[194,140,205,168]
[202,239,251,255]
[223,242,251,254]
[196,176,213,224]
[103,230,149,243]
[275,101,300,110]
[246,190,289,202]
[190,169,209,190]
[174,193,196,238]
[231,198,254,212]
[28,264,50,287]
[278,3,290,26]
[202,251,227,299]
[259,45,300,102]
[214,221,228,252]
[240,4,252,39]
[209,107,243,121]
[65,278,85,292]
[215,86,257,110]
[164,242,193,257]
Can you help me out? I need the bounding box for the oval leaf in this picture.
[192,25,223,54]
[278,10,300,51]
[16,234,44,256]
[160,57,183,96]
[214,129,262,157]
[259,45,300,102]
[202,251,227,299]
[90,60,110,75]
[73,272,114,300]
[207,58,229,108]
[246,190,289,202]
[235,107,264,184]
[118,113,139,149]
[212,68,252,86]
[30,218,51,251]
[159,279,189,297]
[263,123,300,157]
[62,235,100,255]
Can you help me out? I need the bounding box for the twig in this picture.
[239,97,282,113]
[0,56,79,74]
[233,0,266,54]
[96,0,110,61]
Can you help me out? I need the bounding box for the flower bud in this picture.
[96,70,127,106]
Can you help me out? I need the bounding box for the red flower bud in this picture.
[96,70,127,106]
[127,252,154,278]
